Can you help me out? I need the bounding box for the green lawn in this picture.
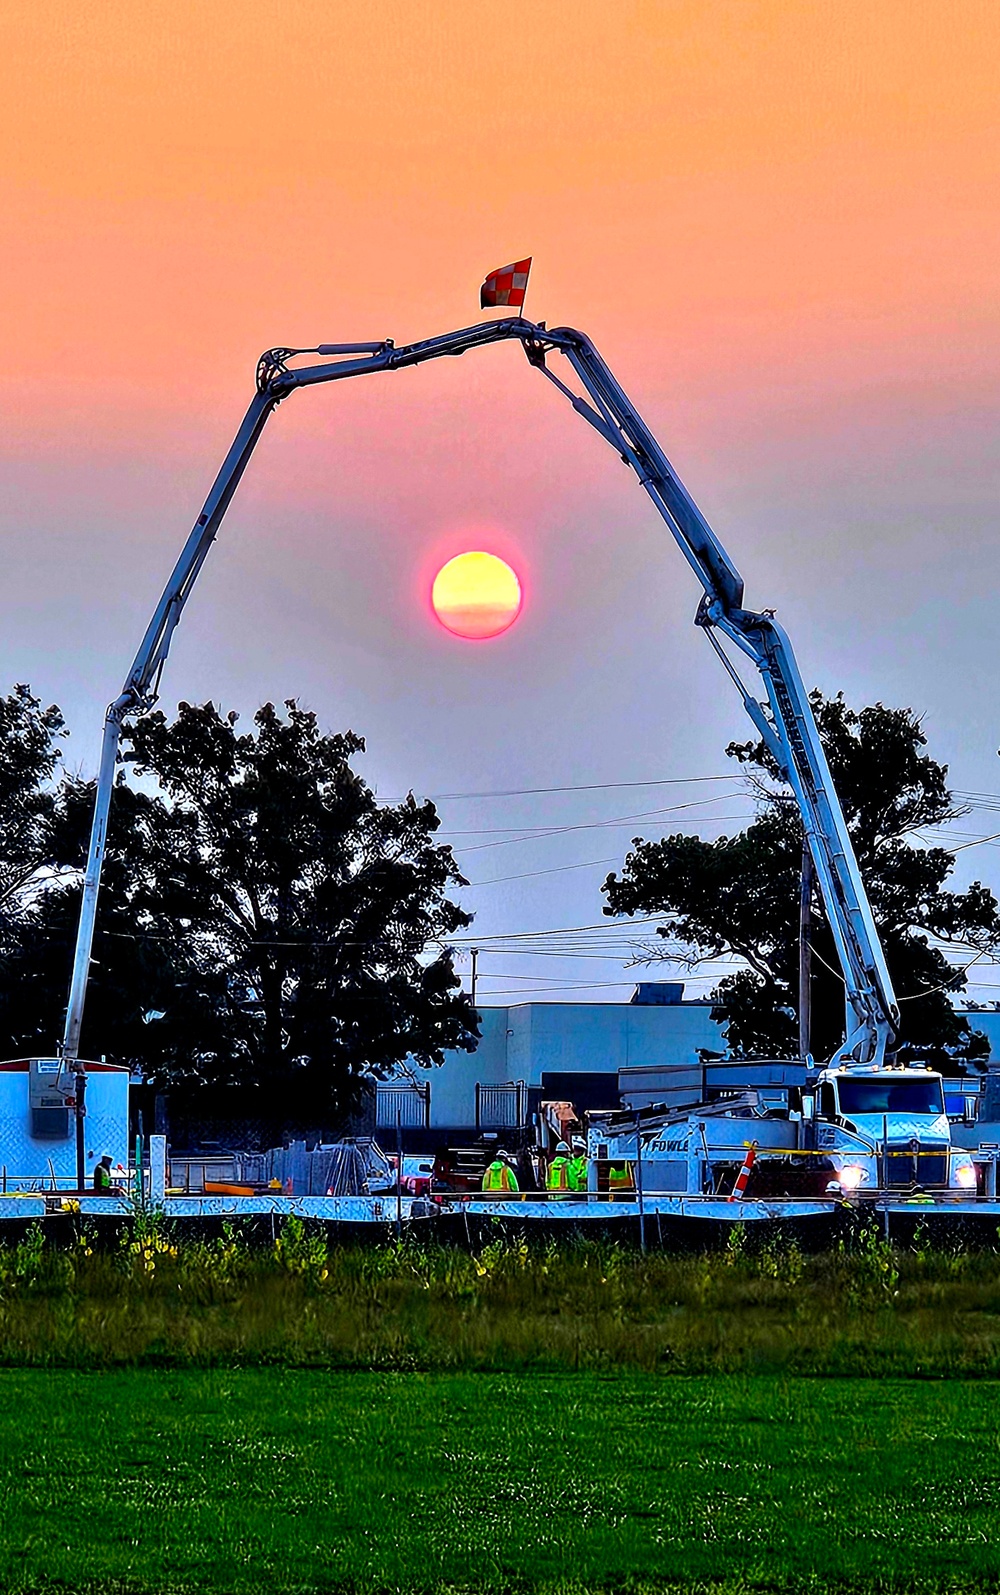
[0,1369,998,1593]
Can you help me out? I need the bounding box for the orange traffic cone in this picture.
[729,1143,757,1202]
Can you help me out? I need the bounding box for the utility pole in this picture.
[395,1104,403,1239]
[72,1063,87,1193]
[635,1114,647,1254]
[470,948,479,1009]
[799,840,814,1060]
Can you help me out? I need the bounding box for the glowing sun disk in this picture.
[431,551,522,640]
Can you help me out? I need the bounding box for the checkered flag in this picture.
[480,258,532,310]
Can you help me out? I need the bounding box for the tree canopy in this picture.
[0,684,66,915]
[0,696,478,1122]
[603,694,999,1065]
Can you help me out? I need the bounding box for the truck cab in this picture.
[813,1064,977,1195]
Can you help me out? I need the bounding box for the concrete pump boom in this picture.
[61,314,898,1071]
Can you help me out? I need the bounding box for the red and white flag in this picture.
[480,257,532,309]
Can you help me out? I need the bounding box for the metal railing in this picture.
[0,1164,138,1196]
[475,1082,527,1129]
[376,1083,430,1130]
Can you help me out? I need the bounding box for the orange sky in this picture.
[2,1,1000,1001]
[3,0,998,445]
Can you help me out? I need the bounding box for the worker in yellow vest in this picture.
[482,1151,519,1193]
[546,1142,571,1194]
[608,1162,634,1195]
[568,1138,588,1193]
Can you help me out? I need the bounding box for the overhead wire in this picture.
[442,795,753,850]
[465,855,621,887]
[446,916,663,942]
[457,816,756,854]
[475,976,641,988]
[416,774,736,801]
[440,796,744,833]
[73,768,1000,1005]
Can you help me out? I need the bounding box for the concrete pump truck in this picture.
[10,280,976,1204]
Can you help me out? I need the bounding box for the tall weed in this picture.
[273,1215,328,1283]
[0,1229,998,1372]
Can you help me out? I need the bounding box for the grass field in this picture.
[2,1227,999,1592]
[2,1221,1000,1375]
[1,1368,998,1593]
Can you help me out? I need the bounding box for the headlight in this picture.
[955,1162,977,1190]
[839,1164,867,1191]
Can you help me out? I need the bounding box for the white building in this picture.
[377,982,725,1148]
[958,1010,1000,1062]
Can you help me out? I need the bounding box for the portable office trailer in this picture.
[0,1059,129,1190]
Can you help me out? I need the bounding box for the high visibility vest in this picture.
[568,1156,588,1192]
[608,1163,633,1192]
[482,1160,518,1192]
[547,1156,570,1192]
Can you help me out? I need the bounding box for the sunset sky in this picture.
[2,1,999,1006]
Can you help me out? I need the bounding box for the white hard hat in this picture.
[556,1141,570,1154]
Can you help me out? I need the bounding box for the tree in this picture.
[0,685,70,1052]
[0,684,66,915]
[603,694,1000,1065]
[0,693,479,1110]
[111,699,478,1121]
[0,772,208,1067]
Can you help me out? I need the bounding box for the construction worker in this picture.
[482,1151,519,1194]
[607,1161,634,1196]
[92,1155,113,1193]
[546,1141,571,1194]
[568,1137,588,1193]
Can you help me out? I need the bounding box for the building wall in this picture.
[958,1010,1000,1062]
[407,998,725,1131]
[391,1002,1000,1143]
[423,1006,510,1128]
[0,1060,130,1188]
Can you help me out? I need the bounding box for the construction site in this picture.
[8,6,1000,1592]
[3,293,1000,1241]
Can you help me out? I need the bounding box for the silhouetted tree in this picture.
[0,697,478,1123]
[0,774,213,1067]
[119,699,478,1119]
[603,695,999,1066]
[0,684,66,914]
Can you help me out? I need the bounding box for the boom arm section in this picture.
[62,313,897,1069]
[61,317,535,1060]
[533,325,898,1065]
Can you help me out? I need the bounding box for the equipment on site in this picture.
[729,1143,757,1202]
[45,283,976,1207]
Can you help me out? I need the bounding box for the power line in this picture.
[474,979,644,997]
[420,774,735,801]
[447,917,662,943]
[453,947,646,960]
[456,812,756,855]
[438,791,749,840]
[941,829,1000,856]
[466,855,621,888]
[474,972,639,987]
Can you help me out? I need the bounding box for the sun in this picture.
[431,551,523,640]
